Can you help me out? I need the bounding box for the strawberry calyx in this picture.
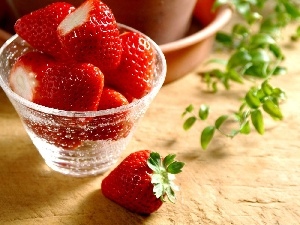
[147,152,185,203]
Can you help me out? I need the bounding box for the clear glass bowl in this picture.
[0,24,166,177]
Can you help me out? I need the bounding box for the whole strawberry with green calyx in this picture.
[101,150,185,214]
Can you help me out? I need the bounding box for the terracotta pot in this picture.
[161,4,233,84]
[102,0,197,45]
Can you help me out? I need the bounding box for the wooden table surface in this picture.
[1,18,300,224]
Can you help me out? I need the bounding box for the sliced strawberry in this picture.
[57,0,122,72]
[85,86,133,141]
[105,31,155,99]
[9,51,104,111]
[14,2,75,60]
[9,51,104,149]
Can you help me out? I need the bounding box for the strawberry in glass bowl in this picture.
[0,0,166,177]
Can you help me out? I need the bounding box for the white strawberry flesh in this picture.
[57,0,91,36]
[9,66,37,101]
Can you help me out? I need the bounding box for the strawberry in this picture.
[98,86,129,110]
[14,2,75,60]
[9,51,104,111]
[85,86,132,141]
[24,118,85,150]
[101,150,185,214]
[85,117,132,141]
[57,0,122,72]
[105,31,155,99]
[193,0,217,26]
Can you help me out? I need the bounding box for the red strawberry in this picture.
[85,117,132,141]
[14,2,75,60]
[85,86,132,141]
[24,118,85,150]
[98,86,129,110]
[193,0,217,27]
[57,0,122,72]
[101,150,185,214]
[9,51,104,111]
[105,31,155,99]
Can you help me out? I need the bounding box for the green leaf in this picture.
[282,1,300,19]
[216,32,233,46]
[222,77,230,90]
[147,152,161,173]
[149,153,184,203]
[249,33,276,47]
[167,161,185,174]
[291,26,300,41]
[227,49,252,70]
[256,89,266,101]
[182,104,194,117]
[215,115,228,129]
[249,48,270,64]
[212,82,218,92]
[273,66,287,75]
[262,99,283,120]
[163,154,176,168]
[228,69,244,83]
[206,58,227,66]
[185,104,194,113]
[198,104,209,120]
[201,126,216,150]
[269,44,284,59]
[244,63,269,78]
[272,87,286,101]
[240,121,251,134]
[214,0,229,8]
[235,2,252,20]
[260,18,281,37]
[183,116,197,130]
[165,187,176,203]
[251,109,265,134]
[245,90,261,109]
[261,80,273,95]
[232,24,250,38]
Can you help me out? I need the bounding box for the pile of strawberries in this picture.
[9,0,155,112]
[8,0,156,149]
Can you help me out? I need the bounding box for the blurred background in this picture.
[1,0,84,33]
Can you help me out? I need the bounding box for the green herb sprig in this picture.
[182,80,286,149]
[183,0,300,150]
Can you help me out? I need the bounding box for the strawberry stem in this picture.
[147,152,185,203]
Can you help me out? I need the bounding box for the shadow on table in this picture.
[0,134,153,224]
[75,190,152,225]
